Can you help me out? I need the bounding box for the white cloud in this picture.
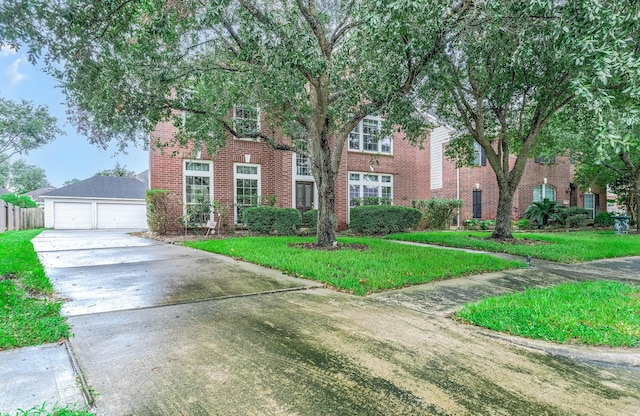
[4,58,26,86]
[0,45,18,56]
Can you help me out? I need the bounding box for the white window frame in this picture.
[584,193,595,219]
[348,116,393,155]
[291,153,318,210]
[233,105,260,140]
[533,184,556,203]
[347,171,393,220]
[183,160,213,223]
[234,163,261,224]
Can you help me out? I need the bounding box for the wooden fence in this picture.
[1,201,44,233]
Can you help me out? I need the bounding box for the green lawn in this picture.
[0,229,70,350]
[0,403,93,416]
[456,281,640,347]
[185,236,524,295]
[386,231,640,263]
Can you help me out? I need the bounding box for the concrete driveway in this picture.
[29,230,640,415]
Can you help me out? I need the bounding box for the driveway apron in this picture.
[31,230,640,415]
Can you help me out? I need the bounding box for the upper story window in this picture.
[233,105,260,139]
[534,155,556,164]
[473,141,486,166]
[348,116,392,155]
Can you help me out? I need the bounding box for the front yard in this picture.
[386,231,640,263]
[185,236,524,295]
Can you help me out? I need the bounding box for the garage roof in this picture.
[42,176,148,199]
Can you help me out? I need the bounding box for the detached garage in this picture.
[42,176,149,230]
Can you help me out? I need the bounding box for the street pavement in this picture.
[1,230,639,415]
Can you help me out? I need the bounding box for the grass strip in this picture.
[0,402,93,416]
[0,229,70,350]
[456,281,640,347]
[386,231,640,263]
[185,236,524,295]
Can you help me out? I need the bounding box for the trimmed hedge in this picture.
[594,212,615,228]
[349,205,421,235]
[243,206,302,235]
[302,209,318,229]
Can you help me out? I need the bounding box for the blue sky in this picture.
[1,46,149,188]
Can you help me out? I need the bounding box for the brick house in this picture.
[428,125,607,225]
[149,111,430,232]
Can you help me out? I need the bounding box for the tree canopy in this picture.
[95,162,136,177]
[6,159,50,194]
[427,0,640,238]
[0,97,62,164]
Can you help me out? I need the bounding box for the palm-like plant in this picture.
[524,199,559,228]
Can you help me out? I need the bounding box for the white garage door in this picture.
[97,203,147,229]
[54,202,93,229]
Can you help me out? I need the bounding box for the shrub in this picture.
[554,206,591,226]
[464,218,480,228]
[594,212,615,228]
[146,189,173,234]
[566,214,589,228]
[524,199,558,228]
[302,209,318,229]
[1,193,37,208]
[351,196,392,206]
[243,206,301,235]
[517,218,530,229]
[480,219,496,230]
[412,198,463,230]
[350,205,421,235]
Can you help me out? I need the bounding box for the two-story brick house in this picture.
[428,125,607,225]
[149,111,430,232]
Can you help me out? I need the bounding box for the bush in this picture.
[594,212,615,228]
[566,214,589,228]
[350,205,421,235]
[146,189,173,234]
[351,196,392,206]
[412,198,462,230]
[516,218,530,229]
[480,219,496,230]
[302,209,318,229]
[554,206,591,226]
[1,193,37,208]
[243,206,301,235]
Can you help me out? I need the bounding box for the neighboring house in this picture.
[429,125,607,225]
[25,186,57,206]
[149,112,430,231]
[42,176,149,230]
[136,170,150,188]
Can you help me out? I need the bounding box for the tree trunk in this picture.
[315,169,337,246]
[491,184,514,239]
[634,174,640,233]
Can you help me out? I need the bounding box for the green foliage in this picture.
[349,205,421,235]
[412,198,462,230]
[457,282,640,347]
[350,196,392,206]
[0,98,62,165]
[185,237,522,296]
[95,161,136,177]
[524,199,559,228]
[479,220,495,230]
[463,218,479,228]
[6,159,49,194]
[554,206,592,226]
[516,218,530,229]
[594,212,616,228]
[302,209,318,229]
[0,402,94,416]
[180,194,212,233]
[259,194,277,207]
[145,189,172,234]
[386,231,640,263]
[1,192,37,208]
[243,206,302,235]
[0,229,70,349]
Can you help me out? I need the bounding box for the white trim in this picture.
[347,116,393,155]
[234,162,261,224]
[183,159,214,221]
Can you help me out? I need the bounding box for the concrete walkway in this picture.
[1,230,639,415]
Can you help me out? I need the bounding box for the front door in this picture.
[296,181,314,214]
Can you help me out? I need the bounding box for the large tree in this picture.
[8,159,50,194]
[2,0,469,246]
[0,97,62,164]
[425,0,640,239]
[95,162,136,178]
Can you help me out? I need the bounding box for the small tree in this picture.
[146,189,173,235]
[412,198,462,230]
[524,199,558,228]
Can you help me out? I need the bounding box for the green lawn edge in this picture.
[0,229,71,350]
[185,236,524,295]
[386,230,640,263]
[455,281,640,347]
